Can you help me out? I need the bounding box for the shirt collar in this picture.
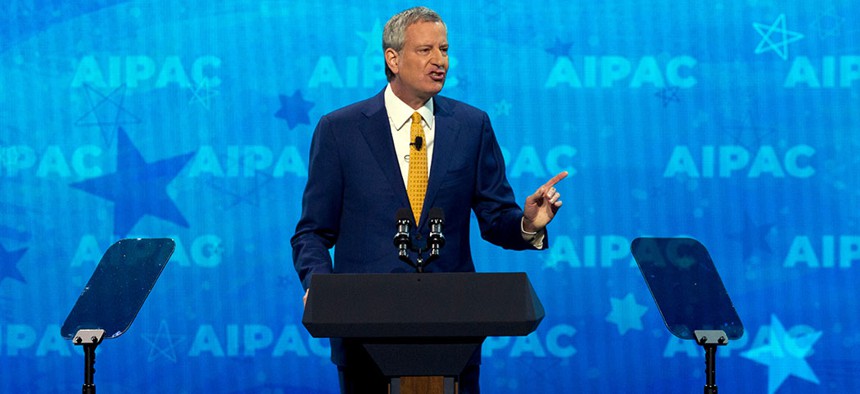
[384,84,434,131]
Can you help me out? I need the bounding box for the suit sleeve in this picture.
[471,112,538,250]
[291,115,341,290]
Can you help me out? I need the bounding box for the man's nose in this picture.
[430,49,447,68]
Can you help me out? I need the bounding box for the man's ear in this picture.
[385,48,399,75]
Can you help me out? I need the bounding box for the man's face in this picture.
[387,21,448,108]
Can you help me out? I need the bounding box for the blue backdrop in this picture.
[1,1,858,393]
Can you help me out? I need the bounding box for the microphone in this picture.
[428,207,445,257]
[394,208,413,258]
[411,136,423,151]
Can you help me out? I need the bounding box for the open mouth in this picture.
[429,71,446,81]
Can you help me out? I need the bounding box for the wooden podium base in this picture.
[390,376,457,394]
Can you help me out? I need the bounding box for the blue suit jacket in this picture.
[291,89,539,364]
[292,89,536,287]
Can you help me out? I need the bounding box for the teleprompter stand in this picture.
[303,272,544,394]
[631,237,743,394]
[73,329,105,394]
[61,238,176,394]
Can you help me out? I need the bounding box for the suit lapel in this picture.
[359,92,461,229]
[359,91,410,211]
[422,96,461,230]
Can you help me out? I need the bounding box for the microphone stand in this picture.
[399,241,436,273]
[394,208,445,273]
[423,211,445,272]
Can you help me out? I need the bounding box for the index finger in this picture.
[542,171,569,189]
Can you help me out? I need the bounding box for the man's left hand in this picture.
[523,171,568,232]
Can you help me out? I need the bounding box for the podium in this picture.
[302,272,544,394]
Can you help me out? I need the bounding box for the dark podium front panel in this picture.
[302,272,544,377]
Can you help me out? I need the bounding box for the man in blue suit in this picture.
[292,6,566,394]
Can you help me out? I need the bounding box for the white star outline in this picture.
[753,14,805,60]
[188,78,220,110]
[141,320,186,363]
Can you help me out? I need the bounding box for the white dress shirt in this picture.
[384,84,435,188]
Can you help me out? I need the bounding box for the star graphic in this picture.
[69,128,194,236]
[206,170,276,209]
[0,219,33,243]
[654,87,680,107]
[0,243,27,284]
[811,8,845,39]
[75,84,142,145]
[541,251,563,271]
[719,105,779,150]
[606,293,648,335]
[725,125,778,151]
[494,99,512,116]
[521,355,571,388]
[741,315,821,394]
[727,213,773,259]
[753,14,805,60]
[142,320,186,362]
[275,90,315,130]
[188,78,220,110]
[546,37,574,58]
[356,19,384,57]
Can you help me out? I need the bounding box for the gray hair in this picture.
[382,6,445,80]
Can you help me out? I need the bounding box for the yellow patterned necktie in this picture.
[407,111,427,223]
